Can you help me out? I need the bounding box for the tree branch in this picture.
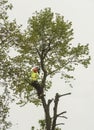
[35,47,41,58]
[56,111,67,117]
[58,92,71,98]
[41,96,51,130]
[48,98,54,107]
[42,42,51,59]
[56,123,65,126]
[24,78,32,86]
[52,93,59,130]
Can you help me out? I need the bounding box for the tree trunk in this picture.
[41,96,51,130]
[51,93,59,130]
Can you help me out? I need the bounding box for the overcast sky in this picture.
[8,0,94,130]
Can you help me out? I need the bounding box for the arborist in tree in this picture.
[31,66,44,98]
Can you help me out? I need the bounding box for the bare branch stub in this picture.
[56,111,67,117]
[58,92,71,98]
[56,123,65,126]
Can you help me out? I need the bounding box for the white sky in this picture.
[8,0,94,130]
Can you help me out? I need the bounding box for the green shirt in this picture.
[31,71,39,81]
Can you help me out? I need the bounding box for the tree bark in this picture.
[41,96,51,130]
[51,93,59,130]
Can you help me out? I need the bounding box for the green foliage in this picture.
[0,0,13,129]
[25,8,90,76]
[0,3,91,130]
[0,82,12,130]
[0,0,21,129]
[0,7,90,106]
[38,119,46,130]
[31,119,62,130]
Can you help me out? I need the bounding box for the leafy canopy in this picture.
[0,0,14,129]
[0,5,91,130]
[5,8,91,105]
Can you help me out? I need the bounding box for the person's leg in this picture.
[35,82,44,97]
[31,81,44,98]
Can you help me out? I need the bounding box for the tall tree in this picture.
[0,0,13,129]
[1,7,90,130]
[0,0,21,129]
